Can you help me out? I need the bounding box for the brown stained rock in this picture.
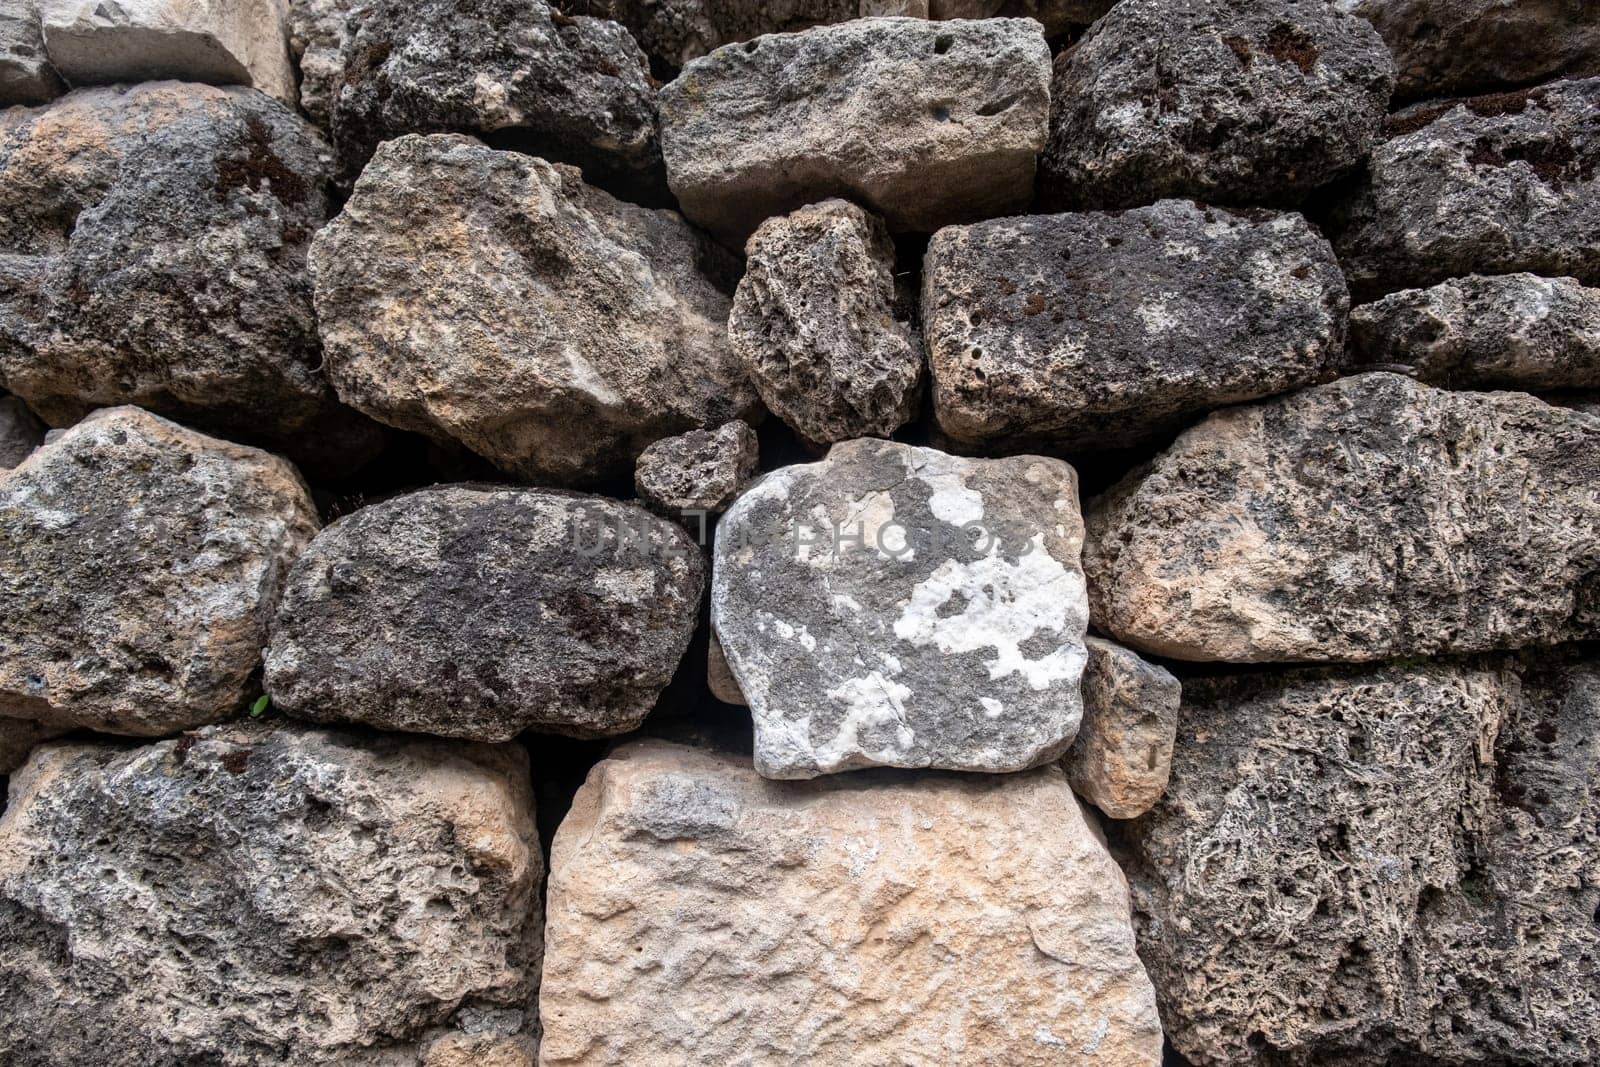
[1063,636,1179,820]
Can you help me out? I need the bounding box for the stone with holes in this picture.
[1063,636,1180,820]
[634,420,759,517]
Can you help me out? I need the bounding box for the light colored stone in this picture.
[311,134,757,485]
[41,0,296,103]
[1084,373,1600,663]
[659,17,1052,245]
[0,406,319,735]
[713,437,1089,779]
[0,395,43,469]
[539,739,1164,1065]
[706,629,746,705]
[1063,636,1180,820]
[0,721,542,1065]
[0,1,63,104]
[634,420,759,517]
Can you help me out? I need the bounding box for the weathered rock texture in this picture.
[634,420,758,517]
[1339,0,1600,102]
[1085,373,1600,662]
[0,395,44,469]
[1126,651,1600,1066]
[0,718,67,776]
[540,740,1164,1064]
[925,200,1347,450]
[267,486,704,741]
[706,630,746,705]
[0,722,543,1066]
[1349,272,1600,390]
[0,2,63,104]
[713,438,1090,779]
[569,0,856,68]
[326,0,662,194]
[1041,0,1394,210]
[731,199,923,444]
[40,0,297,103]
[659,17,1052,245]
[286,0,347,125]
[0,407,319,736]
[311,134,756,485]
[1334,78,1600,297]
[1063,636,1180,820]
[0,82,379,477]
[925,0,1115,34]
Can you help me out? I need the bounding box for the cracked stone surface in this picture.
[1062,636,1180,820]
[634,420,759,517]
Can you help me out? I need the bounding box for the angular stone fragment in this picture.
[286,0,348,125]
[312,134,756,485]
[731,199,924,444]
[1334,79,1600,297]
[925,200,1347,450]
[0,395,43,469]
[1349,273,1600,390]
[1339,0,1600,102]
[327,0,661,194]
[0,718,67,776]
[540,740,1164,1064]
[1085,373,1600,663]
[0,2,62,105]
[0,722,542,1066]
[267,486,704,741]
[40,0,296,103]
[1127,652,1600,1066]
[634,420,758,517]
[0,82,380,478]
[1041,0,1394,210]
[568,0,857,68]
[1063,636,1180,820]
[0,407,319,735]
[713,437,1089,778]
[659,17,1051,245]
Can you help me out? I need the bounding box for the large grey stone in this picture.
[1349,273,1600,391]
[1333,79,1600,298]
[266,486,704,741]
[634,420,759,517]
[659,17,1052,245]
[0,395,43,469]
[567,0,856,68]
[730,199,924,445]
[311,134,757,486]
[713,437,1090,779]
[1041,0,1394,210]
[0,407,319,736]
[0,2,62,104]
[0,82,380,478]
[1063,636,1180,820]
[925,200,1348,450]
[1084,373,1600,663]
[0,722,542,1066]
[540,739,1164,1065]
[1127,651,1600,1066]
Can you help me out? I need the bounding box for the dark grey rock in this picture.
[924,199,1348,450]
[1041,0,1394,210]
[0,717,66,776]
[926,0,1116,35]
[634,420,759,517]
[0,722,542,1066]
[0,395,43,470]
[1063,636,1179,820]
[0,2,62,105]
[567,0,856,68]
[1127,650,1600,1066]
[266,485,705,741]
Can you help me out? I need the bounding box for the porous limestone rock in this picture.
[40,0,296,103]
[0,395,43,469]
[568,0,857,68]
[1349,273,1600,390]
[658,17,1052,245]
[1334,78,1600,297]
[286,0,349,125]
[310,134,757,485]
[1062,636,1180,820]
[730,199,923,444]
[0,2,62,104]
[1084,373,1600,662]
[1040,0,1394,210]
[634,420,759,517]
[0,82,380,478]
[1126,651,1600,1066]
[1338,0,1600,102]
[712,437,1090,779]
[326,0,661,194]
[266,486,704,741]
[0,722,543,1066]
[0,407,319,736]
[540,739,1164,1064]
[0,718,67,776]
[924,200,1347,450]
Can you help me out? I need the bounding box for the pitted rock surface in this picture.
[0,2,62,104]
[1040,0,1394,210]
[659,17,1052,245]
[924,200,1347,451]
[712,437,1089,779]
[1063,636,1180,820]
[266,486,704,741]
[0,395,43,469]
[1085,373,1600,663]
[1127,651,1600,1066]
[634,420,759,517]
[0,407,319,736]
[311,134,756,485]
[539,740,1164,1065]
[0,722,542,1066]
